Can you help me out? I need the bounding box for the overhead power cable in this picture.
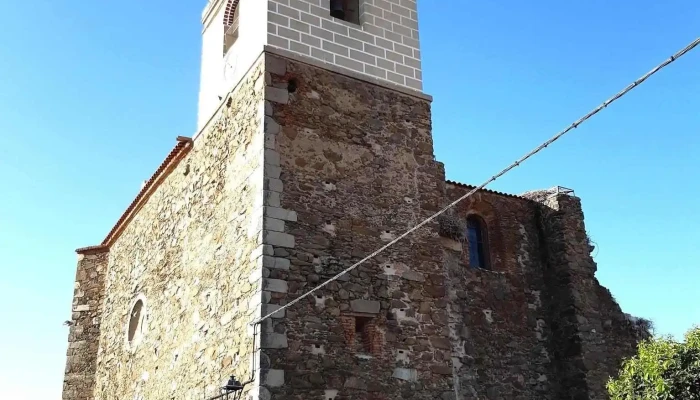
[251,36,700,327]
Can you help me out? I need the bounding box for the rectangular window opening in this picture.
[329,0,361,25]
[355,316,373,352]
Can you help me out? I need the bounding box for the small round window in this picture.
[126,296,147,348]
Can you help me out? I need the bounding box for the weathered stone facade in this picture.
[63,56,271,400]
[63,50,645,400]
[526,190,648,400]
[264,52,452,400]
[63,247,108,400]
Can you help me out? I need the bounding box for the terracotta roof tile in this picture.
[100,137,193,247]
[89,137,193,250]
[75,245,109,255]
[445,180,527,200]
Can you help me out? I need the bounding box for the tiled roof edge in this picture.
[445,180,529,200]
[99,136,193,248]
[75,245,110,254]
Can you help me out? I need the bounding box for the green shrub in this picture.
[608,326,700,399]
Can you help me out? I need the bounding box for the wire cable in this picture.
[251,37,700,327]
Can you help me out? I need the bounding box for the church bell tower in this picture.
[63,1,438,400]
[197,0,425,129]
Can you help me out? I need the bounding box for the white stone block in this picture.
[483,309,494,324]
[311,344,326,355]
[395,349,411,364]
[392,368,418,382]
[249,268,263,284]
[324,390,338,400]
[380,230,397,241]
[262,369,285,387]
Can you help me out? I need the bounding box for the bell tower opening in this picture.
[223,0,240,55]
[198,0,269,130]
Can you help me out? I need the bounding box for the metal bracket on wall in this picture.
[205,382,244,400]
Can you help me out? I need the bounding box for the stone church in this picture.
[62,1,648,399]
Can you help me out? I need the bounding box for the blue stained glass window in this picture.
[467,215,489,269]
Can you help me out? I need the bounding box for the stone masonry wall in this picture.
[259,52,453,399]
[90,57,267,400]
[63,248,109,400]
[440,185,644,400]
[441,185,554,399]
[531,192,642,399]
[67,49,644,400]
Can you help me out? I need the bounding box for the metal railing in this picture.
[546,185,575,198]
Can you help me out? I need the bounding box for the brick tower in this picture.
[63,1,647,399]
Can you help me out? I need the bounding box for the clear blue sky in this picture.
[0,0,697,398]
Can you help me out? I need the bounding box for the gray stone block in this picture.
[261,369,285,387]
[263,278,288,293]
[265,87,289,104]
[264,191,281,207]
[263,217,285,232]
[265,178,284,192]
[264,164,281,179]
[262,256,290,270]
[261,333,288,349]
[344,376,367,389]
[263,231,295,248]
[392,368,418,382]
[350,299,381,314]
[262,303,285,319]
[264,117,280,134]
[265,207,297,222]
[265,55,287,76]
[265,133,277,150]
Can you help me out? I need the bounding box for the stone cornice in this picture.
[202,0,226,29]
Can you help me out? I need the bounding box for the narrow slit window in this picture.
[466,215,489,269]
[329,0,360,25]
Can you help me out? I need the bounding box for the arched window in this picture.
[127,299,144,343]
[223,0,240,55]
[466,215,489,269]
